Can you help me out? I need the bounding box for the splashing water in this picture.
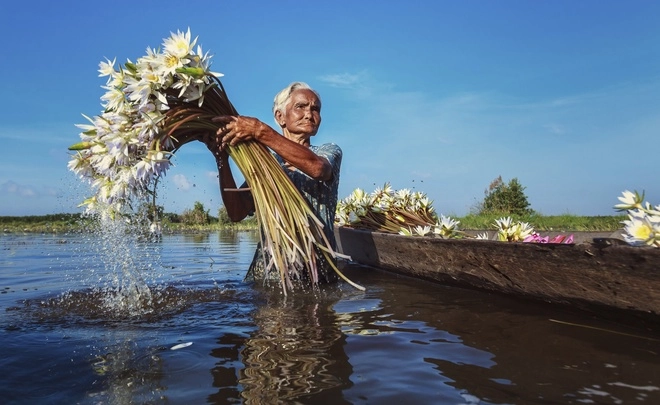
[85,214,159,317]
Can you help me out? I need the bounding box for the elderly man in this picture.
[210,82,342,282]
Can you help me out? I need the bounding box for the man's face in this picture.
[279,89,322,137]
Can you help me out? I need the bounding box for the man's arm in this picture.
[214,116,333,181]
[205,138,254,222]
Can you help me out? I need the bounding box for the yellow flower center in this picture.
[632,223,652,240]
[164,54,179,69]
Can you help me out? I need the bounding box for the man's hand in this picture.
[213,115,268,149]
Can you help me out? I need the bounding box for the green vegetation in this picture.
[0,212,624,234]
[475,176,533,216]
[0,206,259,234]
[445,175,626,231]
[181,201,211,225]
[0,213,94,233]
[457,213,625,232]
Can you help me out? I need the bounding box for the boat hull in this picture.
[335,227,660,317]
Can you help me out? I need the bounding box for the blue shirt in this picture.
[273,143,342,248]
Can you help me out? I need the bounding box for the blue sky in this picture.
[1,0,658,217]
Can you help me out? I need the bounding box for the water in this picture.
[1,231,659,404]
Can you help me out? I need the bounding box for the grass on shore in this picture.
[1,213,626,234]
[457,213,626,232]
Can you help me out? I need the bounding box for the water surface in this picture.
[1,231,659,404]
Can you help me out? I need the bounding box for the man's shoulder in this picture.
[311,143,342,154]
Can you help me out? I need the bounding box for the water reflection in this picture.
[216,229,241,245]
[182,233,211,244]
[210,286,352,404]
[334,266,660,404]
[87,329,167,405]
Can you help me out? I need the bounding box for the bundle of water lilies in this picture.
[335,183,463,238]
[614,190,660,248]
[67,29,361,293]
[486,217,574,244]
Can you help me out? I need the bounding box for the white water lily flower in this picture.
[180,82,206,106]
[191,44,223,78]
[611,190,660,247]
[515,221,535,241]
[163,28,197,59]
[643,202,660,216]
[97,154,116,175]
[134,151,170,183]
[394,189,412,207]
[413,225,431,236]
[614,190,644,211]
[68,153,93,178]
[494,217,535,242]
[351,188,367,201]
[98,57,117,78]
[475,232,489,240]
[124,77,154,109]
[372,183,392,199]
[101,86,127,112]
[494,217,514,240]
[134,108,164,143]
[439,215,460,230]
[354,204,368,218]
[622,210,657,246]
[494,217,513,231]
[159,34,195,79]
[433,215,460,239]
[335,209,349,227]
[370,202,386,213]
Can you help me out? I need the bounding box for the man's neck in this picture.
[283,130,311,147]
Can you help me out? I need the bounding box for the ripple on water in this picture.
[6,281,258,326]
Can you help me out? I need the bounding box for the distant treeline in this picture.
[1,212,212,224]
[0,213,85,224]
[0,212,258,233]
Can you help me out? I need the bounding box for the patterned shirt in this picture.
[274,143,342,247]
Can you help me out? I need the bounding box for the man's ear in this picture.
[275,110,286,127]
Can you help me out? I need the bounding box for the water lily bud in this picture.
[176,66,205,79]
[68,141,94,151]
[124,61,138,73]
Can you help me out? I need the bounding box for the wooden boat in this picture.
[334,227,660,319]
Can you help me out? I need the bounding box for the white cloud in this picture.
[172,174,192,191]
[1,180,37,197]
[318,71,368,89]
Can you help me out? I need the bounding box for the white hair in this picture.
[272,82,321,126]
